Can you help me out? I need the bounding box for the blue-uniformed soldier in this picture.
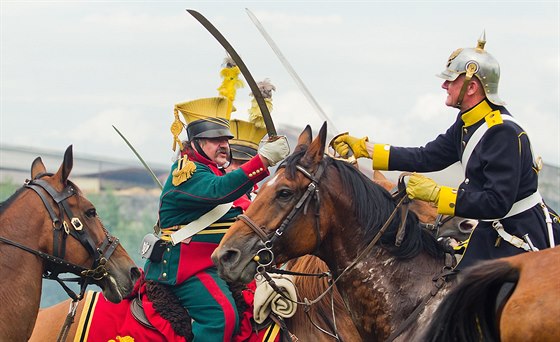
[332,33,560,270]
[144,95,289,341]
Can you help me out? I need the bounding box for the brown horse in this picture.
[0,145,140,341]
[284,171,476,341]
[424,246,560,341]
[213,123,461,340]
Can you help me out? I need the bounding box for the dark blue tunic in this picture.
[386,99,560,269]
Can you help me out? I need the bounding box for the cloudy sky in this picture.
[2,1,559,176]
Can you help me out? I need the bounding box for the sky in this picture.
[1,1,559,176]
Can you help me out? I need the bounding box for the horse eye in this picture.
[277,189,293,199]
[86,208,97,218]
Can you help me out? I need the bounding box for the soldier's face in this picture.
[199,137,230,166]
[442,74,464,108]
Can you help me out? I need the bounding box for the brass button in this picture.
[162,273,167,278]
[163,260,167,264]
[464,178,470,184]
[462,141,466,147]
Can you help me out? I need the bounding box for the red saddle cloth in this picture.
[74,279,282,342]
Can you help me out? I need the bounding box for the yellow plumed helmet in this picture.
[170,97,234,151]
[229,119,268,161]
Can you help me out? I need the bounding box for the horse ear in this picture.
[373,170,387,181]
[293,125,313,154]
[301,122,327,168]
[55,145,74,184]
[31,157,46,179]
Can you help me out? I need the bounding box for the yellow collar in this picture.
[461,100,493,127]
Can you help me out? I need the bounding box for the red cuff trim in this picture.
[240,155,270,183]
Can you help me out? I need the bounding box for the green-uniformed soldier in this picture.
[332,33,559,270]
[144,95,289,341]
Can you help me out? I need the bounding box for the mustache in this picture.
[216,147,229,155]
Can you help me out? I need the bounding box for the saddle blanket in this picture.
[73,281,282,342]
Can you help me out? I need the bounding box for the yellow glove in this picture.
[331,134,370,159]
[406,173,441,204]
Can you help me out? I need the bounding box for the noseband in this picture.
[0,174,120,300]
[237,162,326,270]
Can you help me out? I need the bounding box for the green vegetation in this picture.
[0,177,19,201]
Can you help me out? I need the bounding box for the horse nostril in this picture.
[459,220,476,233]
[220,248,241,266]
[130,267,141,282]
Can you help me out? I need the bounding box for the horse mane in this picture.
[282,149,445,260]
[286,255,350,334]
[0,186,26,214]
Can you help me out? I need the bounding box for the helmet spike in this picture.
[476,30,486,50]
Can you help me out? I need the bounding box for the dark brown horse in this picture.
[424,246,560,341]
[0,146,140,341]
[284,170,476,341]
[213,123,460,340]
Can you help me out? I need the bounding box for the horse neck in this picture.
[0,194,51,339]
[315,198,446,340]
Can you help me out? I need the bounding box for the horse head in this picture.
[3,145,140,303]
[213,123,372,283]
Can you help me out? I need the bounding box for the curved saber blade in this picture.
[187,9,277,137]
[246,8,340,134]
[112,125,163,189]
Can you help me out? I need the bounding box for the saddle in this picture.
[130,296,156,330]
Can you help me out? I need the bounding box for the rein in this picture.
[238,159,410,340]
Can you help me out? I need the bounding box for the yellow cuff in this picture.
[372,144,390,170]
[437,186,457,216]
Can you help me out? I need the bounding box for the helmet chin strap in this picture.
[193,139,211,161]
[455,61,479,108]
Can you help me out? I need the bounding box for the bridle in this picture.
[237,162,326,270]
[0,173,120,301]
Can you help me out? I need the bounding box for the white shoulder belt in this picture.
[170,202,233,245]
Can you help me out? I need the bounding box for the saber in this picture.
[246,8,340,134]
[112,125,163,189]
[187,9,277,137]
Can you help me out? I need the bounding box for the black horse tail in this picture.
[424,259,520,342]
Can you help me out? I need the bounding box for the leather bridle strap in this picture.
[237,214,269,242]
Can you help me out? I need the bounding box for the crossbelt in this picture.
[481,191,543,221]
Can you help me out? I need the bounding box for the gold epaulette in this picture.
[172,155,196,186]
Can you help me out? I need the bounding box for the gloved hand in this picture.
[406,173,441,204]
[331,133,370,159]
[258,136,290,167]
